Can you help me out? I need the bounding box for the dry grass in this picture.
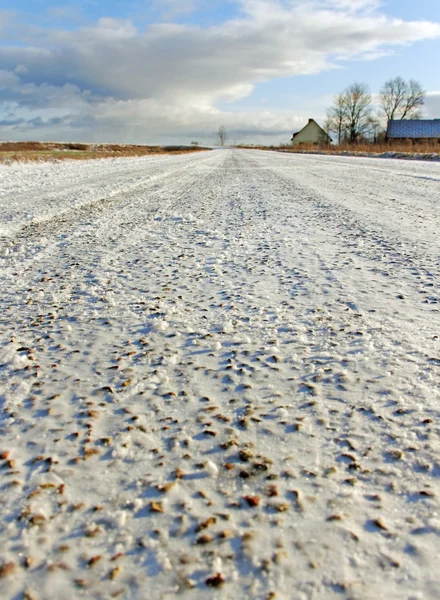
[293,141,440,154]
[0,141,210,164]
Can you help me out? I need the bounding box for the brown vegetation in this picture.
[0,141,210,164]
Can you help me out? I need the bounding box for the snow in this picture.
[0,149,440,599]
[278,149,440,162]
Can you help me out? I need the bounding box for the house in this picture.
[291,118,331,146]
[386,119,440,143]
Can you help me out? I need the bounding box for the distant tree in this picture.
[380,77,425,121]
[217,125,228,146]
[190,141,199,146]
[367,116,383,143]
[326,93,346,145]
[401,80,425,119]
[326,83,372,144]
[342,83,372,144]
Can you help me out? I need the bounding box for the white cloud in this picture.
[1,1,440,143]
[425,92,440,118]
[0,70,20,87]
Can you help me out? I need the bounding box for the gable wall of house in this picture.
[292,120,327,145]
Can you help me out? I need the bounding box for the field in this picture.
[0,141,209,164]
[1,149,440,599]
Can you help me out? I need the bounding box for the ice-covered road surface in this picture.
[1,149,440,600]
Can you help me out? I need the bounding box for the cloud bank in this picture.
[1,0,439,143]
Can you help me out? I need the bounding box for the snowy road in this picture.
[1,150,440,600]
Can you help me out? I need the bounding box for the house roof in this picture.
[387,119,440,139]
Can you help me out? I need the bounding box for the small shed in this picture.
[386,119,440,143]
[291,119,331,146]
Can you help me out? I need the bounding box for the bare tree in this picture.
[380,77,425,121]
[326,93,347,145]
[327,84,372,144]
[217,125,228,146]
[367,116,383,143]
[401,79,425,119]
[380,76,406,121]
[343,83,372,143]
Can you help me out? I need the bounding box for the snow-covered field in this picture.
[1,149,439,600]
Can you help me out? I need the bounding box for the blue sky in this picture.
[1,0,439,144]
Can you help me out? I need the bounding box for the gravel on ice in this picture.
[0,149,440,600]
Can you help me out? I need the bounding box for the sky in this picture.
[1,0,439,145]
